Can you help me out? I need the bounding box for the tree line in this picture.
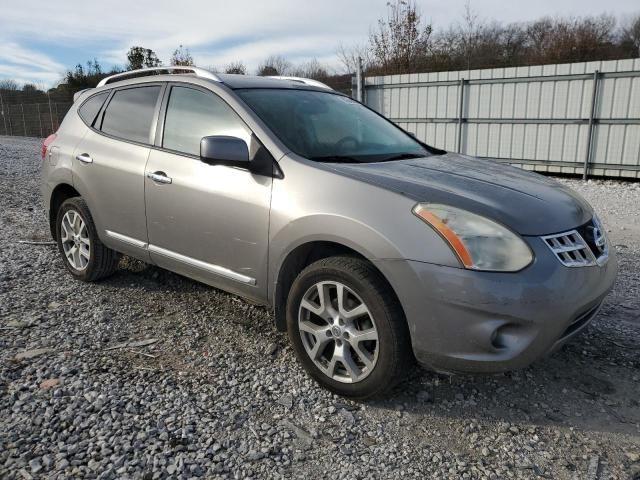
[340,1,640,76]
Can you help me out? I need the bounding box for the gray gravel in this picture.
[1,135,639,479]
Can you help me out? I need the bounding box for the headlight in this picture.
[412,203,533,272]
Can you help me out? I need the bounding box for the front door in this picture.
[144,85,272,301]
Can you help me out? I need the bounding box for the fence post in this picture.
[47,93,54,134]
[37,104,43,138]
[583,70,600,180]
[0,91,7,135]
[21,104,27,136]
[54,103,59,131]
[457,78,466,153]
[8,105,13,136]
[356,56,364,103]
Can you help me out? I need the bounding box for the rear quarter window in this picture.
[78,92,109,127]
[100,86,161,144]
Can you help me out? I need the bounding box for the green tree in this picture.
[22,84,40,93]
[126,47,162,70]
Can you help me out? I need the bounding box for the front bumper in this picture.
[374,237,618,374]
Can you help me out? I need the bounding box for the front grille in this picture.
[542,217,608,268]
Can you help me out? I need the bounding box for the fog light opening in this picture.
[491,326,509,350]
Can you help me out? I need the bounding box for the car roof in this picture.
[94,67,335,93]
[215,74,331,91]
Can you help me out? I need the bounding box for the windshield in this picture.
[236,88,430,163]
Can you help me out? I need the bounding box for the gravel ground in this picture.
[1,135,639,480]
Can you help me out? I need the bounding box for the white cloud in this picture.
[0,43,66,86]
[0,0,383,84]
[0,0,638,86]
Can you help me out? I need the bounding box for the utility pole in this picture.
[356,56,364,103]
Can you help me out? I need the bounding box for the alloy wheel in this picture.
[298,281,379,383]
[60,210,91,271]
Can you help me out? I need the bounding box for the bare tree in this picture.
[170,45,194,66]
[620,14,640,57]
[525,15,618,64]
[256,55,291,76]
[369,0,432,74]
[460,1,480,70]
[292,59,330,80]
[224,61,247,75]
[0,79,19,91]
[337,42,373,74]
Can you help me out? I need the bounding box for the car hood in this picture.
[325,153,593,236]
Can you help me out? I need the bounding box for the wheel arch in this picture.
[272,239,405,332]
[49,183,81,240]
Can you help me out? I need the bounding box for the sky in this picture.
[0,0,638,88]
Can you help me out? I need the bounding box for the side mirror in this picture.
[200,136,249,166]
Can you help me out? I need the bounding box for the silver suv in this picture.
[41,66,617,398]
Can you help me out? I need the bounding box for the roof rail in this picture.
[268,76,333,90]
[97,66,222,87]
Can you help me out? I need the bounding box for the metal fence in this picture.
[0,93,72,139]
[356,58,640,179]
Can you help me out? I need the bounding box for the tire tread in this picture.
[289,255,413,399]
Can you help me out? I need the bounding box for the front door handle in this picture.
[147,171,172,184]
[75,153,93,164]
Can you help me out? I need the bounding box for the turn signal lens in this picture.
[412,203,533,272]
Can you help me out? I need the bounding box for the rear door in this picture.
[144,84,272,301]
[72,84,163,260]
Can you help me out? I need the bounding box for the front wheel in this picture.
[286,256,412,399]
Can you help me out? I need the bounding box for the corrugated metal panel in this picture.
[362,58,640,179]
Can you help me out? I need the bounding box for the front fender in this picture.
[267,156,462,307]
[269,213,403,286]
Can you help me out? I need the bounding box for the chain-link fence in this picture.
[0,91,73,138]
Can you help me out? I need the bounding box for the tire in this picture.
[286,256,412,399]
[56,197,120,282]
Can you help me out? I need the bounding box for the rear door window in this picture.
[79,92,109,126]
[101,86,161,144]
[162,86,250,156]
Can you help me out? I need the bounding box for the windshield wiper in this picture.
[378,153,426,162]
[309,155,359,163]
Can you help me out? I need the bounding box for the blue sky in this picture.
[1,0,638,88]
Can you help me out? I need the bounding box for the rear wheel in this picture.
[286,256,412,399]
[56,197,120,282]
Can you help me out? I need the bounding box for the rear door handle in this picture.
[147,171,172,184]
[75,153,93,164]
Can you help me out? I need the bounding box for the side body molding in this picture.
[104,231,256,286]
